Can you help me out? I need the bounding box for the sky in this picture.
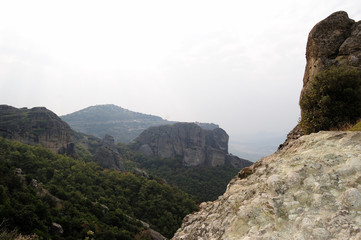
[1,1,360,160]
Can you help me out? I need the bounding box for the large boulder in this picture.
[0,105,75,155]
[130,122,251,168]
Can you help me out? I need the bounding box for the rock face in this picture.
[0,105,74,154]
[173,131,361,240]
[130,122,252,168]
[94,134,125,171]
[280,11,361,148]
[301,11,361,101]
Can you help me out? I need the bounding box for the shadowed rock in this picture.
[0,105,75,155]
[130,122,252,168]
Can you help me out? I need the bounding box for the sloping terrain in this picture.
[173,131,361,240]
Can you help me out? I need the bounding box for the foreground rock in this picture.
[0,105,74,154]
[130,122,252,168]
[173,131,361,240]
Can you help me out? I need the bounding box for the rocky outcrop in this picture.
[301,11,360,101]
[0,105,74,155]
[130,123,252,168]
[280,11,361,148]
[173,131,361,240]
[93,134,125,171]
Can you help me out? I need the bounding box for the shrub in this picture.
[300,66,361,134]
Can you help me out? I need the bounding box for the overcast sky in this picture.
[1,1,360,159]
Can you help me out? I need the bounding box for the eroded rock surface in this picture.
[173,131,361,240]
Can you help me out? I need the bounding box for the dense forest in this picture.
[0,137,198,239]
[117,144,239,202]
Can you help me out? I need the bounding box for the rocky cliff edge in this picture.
[173,131,361,240]
[130,122,252,169]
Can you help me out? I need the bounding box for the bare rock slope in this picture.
[173,131,361,240]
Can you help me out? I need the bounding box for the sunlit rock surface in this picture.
[173,131,361,240]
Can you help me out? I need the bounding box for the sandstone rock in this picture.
[172,131,361,240]
[0,105,75,155]
[130,122,252,168]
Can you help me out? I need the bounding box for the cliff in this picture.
[0,105,74,154]
[130,122,252,169]
[173,131,361,240]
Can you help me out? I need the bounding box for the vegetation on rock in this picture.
[300,66,361,134]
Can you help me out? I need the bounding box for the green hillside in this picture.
[117,144,241,202]
[61,105,171,143]
[0,137,197,239]
[61,104,219,143]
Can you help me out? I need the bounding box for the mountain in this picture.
[61,104,219,143]
[0,105,75,155]
[130,122,252,169]
[173,131,361,240]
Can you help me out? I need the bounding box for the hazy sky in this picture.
[1,1,361,159]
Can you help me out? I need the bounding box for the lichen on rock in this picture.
[172,131,361,240]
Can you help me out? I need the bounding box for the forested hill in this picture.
[0,137,198,239]
[61,104,171,143]
[61,104,219,143]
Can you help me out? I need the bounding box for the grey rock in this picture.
[0,105,75,155]
[172,131,361,240]
[51,222,63,235]
[130,122,252,168]
[93,134,125,171]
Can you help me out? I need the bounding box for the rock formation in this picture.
[0,105,74,154]
[301,11,361,101]
[93,134,125,171]
[280,11,361,148]
[173,131,361,240]
[130,122,252,168]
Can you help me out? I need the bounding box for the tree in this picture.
[300,66,361,134]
